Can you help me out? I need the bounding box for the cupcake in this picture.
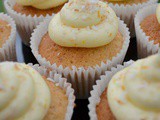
[135,4,160,58]
[0,62,75,120]
[0,13,16,61]
[101,0,158,37]
[89,54,160,120]
[4,0,68,45]
[31,0,130,98]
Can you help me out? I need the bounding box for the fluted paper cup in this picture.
[30,17,130,99]
[105,0,158,37]
[135,4,160,58]
[29,63,75,120]
[0,13,16,61]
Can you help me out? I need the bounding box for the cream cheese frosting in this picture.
[48,0,118,48]
[0,62,51,120]
[15,0,67,9]
[156,4,160,24]
[107,0,128,1]
[108,54,160,120]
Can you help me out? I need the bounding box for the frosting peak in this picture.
[108,54,160,120]
[156,4,160,24]
[15,0,67,9]
[48,0,118,48]
[61,0,105,28]
[0,62,51,120]
[107,0,128,1]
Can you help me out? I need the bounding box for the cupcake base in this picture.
[96,88,115,120]
[4,0,56,45]
[0,13,16,61]
[29,63,75,120]
[105,0,158,37]
[13,3,63,17]
[135,4,160,58]
[44,78,68,120]
[105,0,148,5]
[0,19,11,47]
[39,32,124,69]
[88,61,134,120]
[140,14,160,45]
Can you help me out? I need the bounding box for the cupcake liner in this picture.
[4,0,55,46]
[106,0,158,37]
[28,63,75,120]
[135,4,160,58]
[30,17,130,99]
[0,13,16,61]
[88,60,134,120]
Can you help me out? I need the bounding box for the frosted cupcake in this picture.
[4,0,68,45]
[0,62,75,120]
[135,4,160,58]
[101,0,158,37]
[89,54,160,120]
[0,13,16,61]
[31,0,130,98]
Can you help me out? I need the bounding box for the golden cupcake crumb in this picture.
[44,78,68,120]
[13,3,64,17]
[0,19,11,48]
[103,0,148,5]
[39,32,124,68]
[96,89,115,120]
[140,14,160,45]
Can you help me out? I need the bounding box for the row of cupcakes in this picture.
[2,0,160,62]
[0,6,76,120]
[0,51,159,120]
[0,10,76,120]
[4,0,158,46]
[29,0,160,98]
[0,0,160,119]
[1,0,160,99]
[0,11,75,119]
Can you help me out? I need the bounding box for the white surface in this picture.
[16,33,24,63]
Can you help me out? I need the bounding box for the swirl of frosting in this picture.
[108,54,160,120]
[0,62,51,120]
[15,0,67,9]
[156,4,160,24]
[107,0,128,1]
[48,0,118,48]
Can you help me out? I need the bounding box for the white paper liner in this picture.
[4,0,55,46]
[30,17,130,99]
[135,4,160,58]
[106,0,158,37]
[0,13,16,61]
[28,63,75,120]
[88,60,134,120]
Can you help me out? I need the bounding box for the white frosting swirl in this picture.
[15,0,67,9]
[0,62,51,120]
[48,0,118,48]
[108,54,160,120]
[107,0,128,1]
[156,4,160,24]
